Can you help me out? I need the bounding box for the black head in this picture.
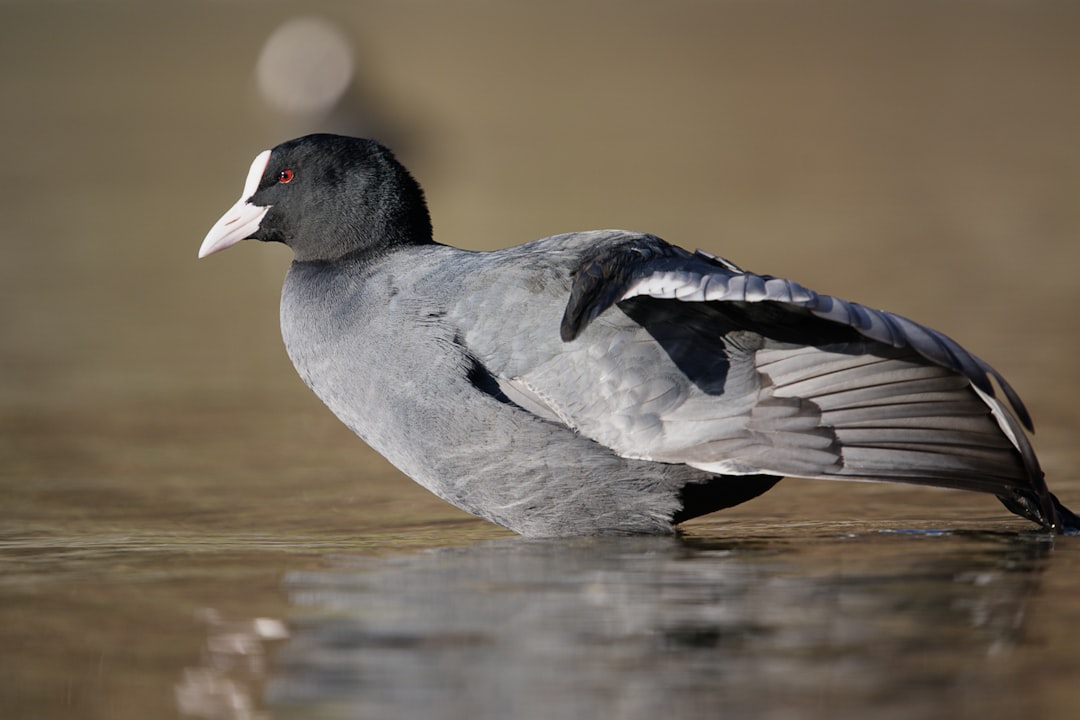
[200,134,433,263]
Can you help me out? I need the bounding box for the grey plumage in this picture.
[200,134,1077,537]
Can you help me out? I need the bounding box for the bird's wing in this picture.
[561,235,1032,429]
[532,234,1059,527]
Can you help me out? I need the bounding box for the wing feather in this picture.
[551,234,1067,529]
[565,248,1035,431]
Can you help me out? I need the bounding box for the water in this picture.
[3,2,1080,718]
[267,531,1071,720]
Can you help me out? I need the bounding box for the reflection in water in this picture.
[227,531,1055,720]
[176,610,288,720]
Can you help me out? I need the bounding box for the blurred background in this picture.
[2,1,1079,718]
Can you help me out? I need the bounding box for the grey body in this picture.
[281,233,716,535]
[201,134,1075,537]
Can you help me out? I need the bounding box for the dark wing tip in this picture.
[999,487,1077,534]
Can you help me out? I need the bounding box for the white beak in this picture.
[199,150,273,258]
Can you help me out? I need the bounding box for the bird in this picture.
[199,133,1078,537]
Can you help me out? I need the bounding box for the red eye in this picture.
[278,169,294,184]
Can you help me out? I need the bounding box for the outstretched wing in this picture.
[546,234,1063,529]
[562,236,1032,430]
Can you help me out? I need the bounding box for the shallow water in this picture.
[270,530,1077,720]
[3,1,1080,718]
